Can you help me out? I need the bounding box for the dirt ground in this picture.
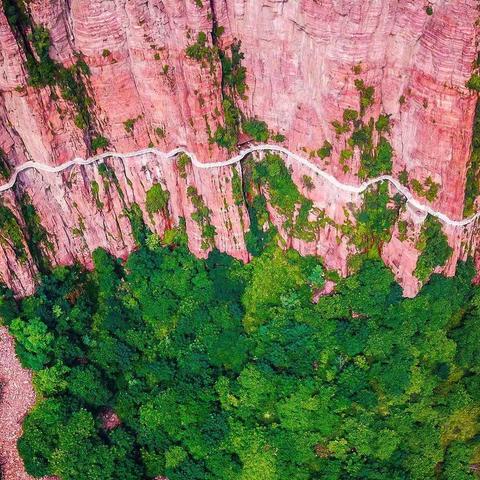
[0,327,57,480]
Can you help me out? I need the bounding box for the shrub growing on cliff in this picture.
[220,40,247,97]
[414,215,453,282]
[464,100,480,217]
[27,25,57,87]
[91,136,109,152]
[375,137,393,173]
[3,0,28,28]
[375,114,390,133]
[358,136,393,178]
[212,125,237,150]
[399,169,409,186]
[0,204,27,263]
[123,118,137,133]
[145,183,170,216]
[317,140,333,159]
[249,154,320,242]
[177,153,191,179]
[186,31,208,60]
[354,79,375,114]
[411,176,440,202]
[345,182,399,253]
[0,148,11,180]
[19,195,52,272]
[187,186,216,249]
[466,74,480,92]
[231,168,244,206]
[271,132,286,143]
[242,119,269,142]
[5,17,94,132]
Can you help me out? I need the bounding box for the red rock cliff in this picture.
[0,0,478,297]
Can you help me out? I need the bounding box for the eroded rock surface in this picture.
[0,0,477,297]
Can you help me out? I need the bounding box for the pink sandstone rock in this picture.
[312,280,337,303]
[0,3,478,477]
[0,0,476,300]
[99,409,122,431]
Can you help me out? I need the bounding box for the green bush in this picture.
[123,118,136,133]
[354,79,375,114]
[414,216,453,282]
[26,26,57,87]
[124,203,149,246]
[271,132,286,143]
[464,100,480,216]
[359,136,393,178]
[20,195,52,272]
[376,137,393,173]
[346,182,398,252]
[411,176,440,202]
[0,148,11,179]
[0,203,27,263]
[177,153,191,179]
[187,186,216,249]
[185,31,209,61]
[317,140,333,159]
[398,169,408,186]
[220,40,247,96]
[343,108,359,123]
[231,168,244,206]
[3,0,28,29]
[145,183,170,215]
[6,20,94,131]
[251,153,319,241]
[91,136,108,152]
[466,74,480,92]
[242,119,269,142]
[212,97,240,150]
[155,126,166,139]
[375,114,390,132]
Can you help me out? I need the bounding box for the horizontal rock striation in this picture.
[0,0,478,298]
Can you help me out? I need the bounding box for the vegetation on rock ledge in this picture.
[414,215,453,282]
[464,100,480,217]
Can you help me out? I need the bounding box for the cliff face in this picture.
[0,0,478,297]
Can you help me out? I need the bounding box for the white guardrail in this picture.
[0,144,476,227]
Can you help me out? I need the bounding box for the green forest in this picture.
[1,230,479,480]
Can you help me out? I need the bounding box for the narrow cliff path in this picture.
[0,144,477,228]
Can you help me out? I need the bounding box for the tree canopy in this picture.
[2,242,480,480]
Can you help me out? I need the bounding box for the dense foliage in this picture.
[341,182,402,261]
[2,239,480,480]
[145,184,170,217]
[464,100,480,217]
[414,216,453,282]
[466,75,480,92]
[244,153,329,245]
[242,119,270,142]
